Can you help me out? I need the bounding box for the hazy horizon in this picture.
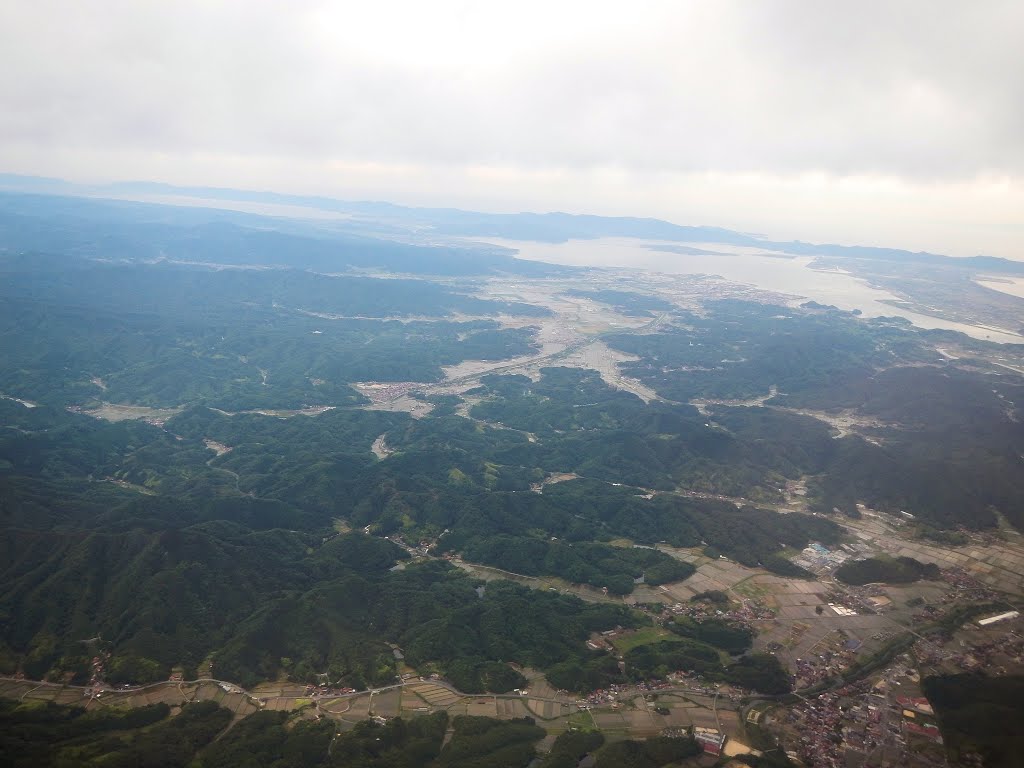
[1,1,1022,261]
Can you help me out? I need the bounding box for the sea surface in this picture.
[487,237,1024,344]
[976,277,1024,300]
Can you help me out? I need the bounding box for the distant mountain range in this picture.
[1,172,1021,275]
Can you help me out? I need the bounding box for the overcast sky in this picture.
[1,1,1021,258]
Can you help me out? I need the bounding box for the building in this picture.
[693,727,726,756]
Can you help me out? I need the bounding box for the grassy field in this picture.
[610,626,677,653]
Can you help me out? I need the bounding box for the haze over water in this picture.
[494,237,1024,345]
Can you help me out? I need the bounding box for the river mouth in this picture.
[478,237,1024,344]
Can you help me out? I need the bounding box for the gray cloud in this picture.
[0,1,1021,257]
[3,0,1020,177]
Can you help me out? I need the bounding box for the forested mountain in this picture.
[1,191,1022,708]
[0,190,562,276]
[0,700,569,768]
[0,253,543,409]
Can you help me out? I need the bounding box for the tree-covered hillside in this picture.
[2,194,1023,702]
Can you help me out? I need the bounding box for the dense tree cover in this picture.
[917,527,970,547]
[723,653,792,695]
[443,658,528,695]
[621,637,788,693]
[0,390,838,687]
[329,714,450,768]
[923,673,1024,768]
[0,697,545,768]
[1,512,636,688]
[669,616,754,654]
[6,192,1024,765]
[0,303,539,412]
[433,716,545,768]
[537,730,605,768]
[193,711,335,768]
[592,735,701,768]
[420,482,830,585]
[451,536,694,595]
[734,753,798,768]
[3,207,1022,722]
[606,300,931,403]
[196,711,460,768]
[690,590,730,605]
[0,191,562,277]
[0,252,545,410]
[546,653,629,693]
[215,566,637,690]
[204,712,540,768]
[0,405,359,529]
[0,699,231,768]
[757,553,812,579]
[546,629,788,695]
[145,386,837,576]
[467,366,843,503]
[834,556,941,586]
[624,639,722,680]
[0,308,887,701]
[597,302,1024,531]
[0,256,545,322]
[0,528,403,683]
[1,397,841,581]
[799,366,1024,529]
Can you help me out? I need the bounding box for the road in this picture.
[0,673,737,720]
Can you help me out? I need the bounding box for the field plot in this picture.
[124,688,167,707]
[338,696,372,723]
[650,697,701,729]
[400,688,429,712]
[682,705,723,731]
[659,556,759,601]
[662,708,695,730]
[758,612,890,667]
[466,698,498,717]
[524,698,573,721]
[369,688,401,718]
[592,709,632,731]
[82,402,183,424]
[629,583,679,603]
[193,682,223,703]
[847,516,1024,594]
[620,708,661,735]
[404,681,461,707]
[21,685,63,703]
[774,592,830,620]
[495,697,532,718]
[514,668,558,700]
[189,685,260,718]
[226,694,260,717]
[265,697,297,712]
[0,680,31,699]
[319,698,355,716]
[52,687,86,705]
[252,682,307,699]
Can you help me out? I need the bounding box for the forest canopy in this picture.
[2,200,1022,711]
